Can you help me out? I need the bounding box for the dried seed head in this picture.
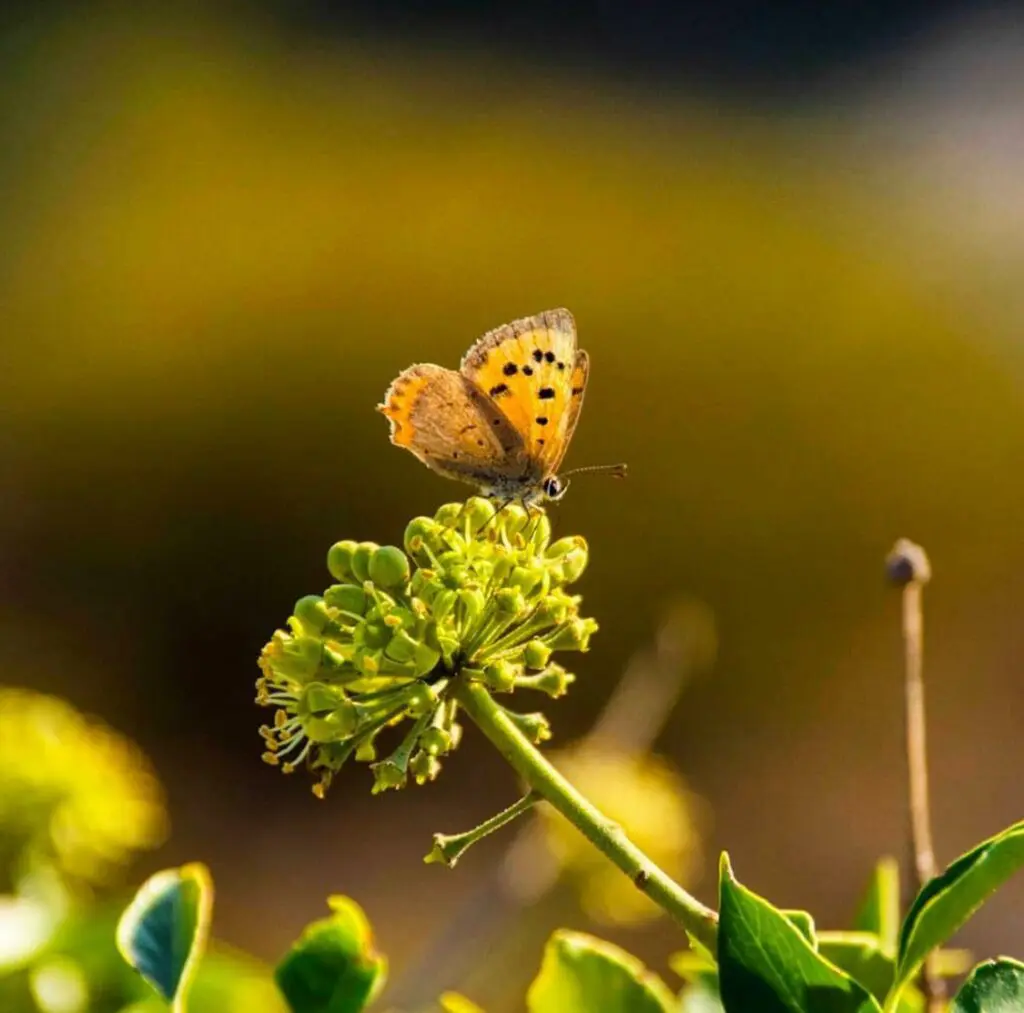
[886,538,931,587]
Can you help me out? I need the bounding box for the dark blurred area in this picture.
[3,0,1024,1002]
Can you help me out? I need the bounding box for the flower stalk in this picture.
[425,791,541,868]
[454,679,719,951]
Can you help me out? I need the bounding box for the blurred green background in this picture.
[2,1,1024,1008]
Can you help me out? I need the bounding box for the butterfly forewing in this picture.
[379,363,527,486]
[459,308,586,475]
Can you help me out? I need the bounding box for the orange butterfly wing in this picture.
[460,308,587,476]
[378,363,527,486]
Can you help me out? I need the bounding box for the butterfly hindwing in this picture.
[378,363,527,487]
[459,308,585,475]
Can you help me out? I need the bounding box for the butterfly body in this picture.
[379,309,589,505]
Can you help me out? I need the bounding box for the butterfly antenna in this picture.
[561,463,628,479]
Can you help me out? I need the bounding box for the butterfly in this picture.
[378,308,625,506]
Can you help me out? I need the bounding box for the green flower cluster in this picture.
[257,498,597,797]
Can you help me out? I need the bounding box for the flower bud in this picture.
[441,565,470,590]
[353,647,382,677]
[527,512,552,550]
[404,517,440,561]
[527,663,574,698]
[350,542,378,584]
[355,618,391,651]
[432,588,458,624]
[300,681,344,715]
[546,536,581,560]
[434,502,462,528]
[463,496,496,531]
[548,537,589,583]
[294,595,331,634]
[458,588,486,624]
[410,751,442,785]
[269,634,322,681]
[509,566,542,597]
[490,550,515,585]
[545,617,598,652]
[326,540,359,582]
[369,545,411,589]
[500,503,529,538]
[299,684,360,741]
[483,660,519,692]
[494,587,527,617]
[371,759,407,794]
[303,706,359,743]
[419,726,452,756]
[323,583,369,617]
[406,683,439,718]
[506,710,552,744]
[523,639,553,670]
[535,593,572,625]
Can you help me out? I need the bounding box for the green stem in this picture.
[454,679,719,951]
[425,790,540,867]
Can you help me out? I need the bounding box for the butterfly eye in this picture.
[543,476,566,501]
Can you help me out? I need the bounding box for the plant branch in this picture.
[454,678,719,952]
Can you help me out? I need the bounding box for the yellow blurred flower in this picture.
[0,689,167,883]
[540,746,706,927]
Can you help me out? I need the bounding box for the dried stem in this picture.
[891,540,944,1011]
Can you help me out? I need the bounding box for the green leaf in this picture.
[783,911,817,947]
[951,958,1024,1013]
[274,896,386,1013]
[853,858,900,953]
[817,932,897,1004]
[891,820,1024,1005]
[669,948,717,983]
[526,930,675,1013]
[115,863,213,1013]
[717,853,882,1013]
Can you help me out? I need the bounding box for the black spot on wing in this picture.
[488,383,510,397]
[532,349,543,362]
[544,351,555,363]
[523,365,534,376]
[503,362,518,376]
[536,416,549,426]
[571,387,584,396]
[538,387,555,400]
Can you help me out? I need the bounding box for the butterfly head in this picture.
[541,474,569,502]
[530,463,627,505]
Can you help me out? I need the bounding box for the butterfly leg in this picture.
[479,496,513,537]
[520,497,543,543]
